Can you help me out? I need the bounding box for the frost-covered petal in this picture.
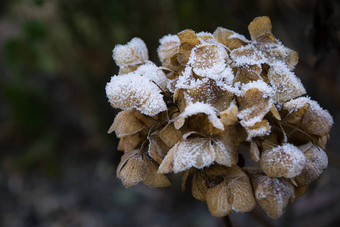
[268,63,306,103]
[136,62,169,92]
[283,97,333,136]
[174,102,224,131]
[158,34,180,64]
[158,138,215,174]
[106,73,167,116]
[245,168,295,219]
[188,43,228,77]
[113,37,148,67]
[213,27,250,50]
[237,80,274,127]
[260,143,306,178]
[230,44,266,66]
[295,143,328,185]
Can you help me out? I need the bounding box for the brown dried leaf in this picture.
[178,29,201,65]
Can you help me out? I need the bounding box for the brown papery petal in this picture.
[295,143,328,185]
[225,166,256,213]
[213,27,250,50]
[260,143,306,178]
[109,109,145,137]
[206,180,232,217]
[117,151,146,187]
[158,138,215,174]
[143,155,171,187]
[178,29,201,65]
[248,16,273,41]
[191,171,208,201]
[159,124,182,147]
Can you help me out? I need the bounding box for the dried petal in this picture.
[159,123,182,147]
[192,171,208,201]
[213,27,250,50]
[113,37,148,67]
[268,63,306,103]
[206,179,232,217]
[248,16,273,41]
[220,100,238,126]
[224,166,256,213]
[106,73,167,116]
[109,109,145,137]
[148,131,170,164]
[188,43,228,77]
[118,133,144,152]
[143,155,171,187]
[295,143,328,185]
[245,168,295,219]
[178,29,201,65]
[174,102,224,132]
[158,138,215,174]
[158,34,180,66]
[260,143,306,178]
[237,80,274,127]
[117,150,145,187]
[250,140,260,162]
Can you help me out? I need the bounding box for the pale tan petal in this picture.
[260,143,306,178]
[143,155,171,187]
[158,138,215,174]
[206,179,232,217]
[116,151,146,187]
[213,27,250,50]
[177,29,201,65]
[191,171,208,201]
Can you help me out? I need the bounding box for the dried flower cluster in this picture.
[106,16,333,219]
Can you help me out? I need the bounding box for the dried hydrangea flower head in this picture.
[105,16,333,219]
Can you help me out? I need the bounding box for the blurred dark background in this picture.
[0,0,339,226]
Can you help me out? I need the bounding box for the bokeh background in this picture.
[0,0,339,226]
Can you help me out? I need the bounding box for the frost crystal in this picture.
[106,16,333,220]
